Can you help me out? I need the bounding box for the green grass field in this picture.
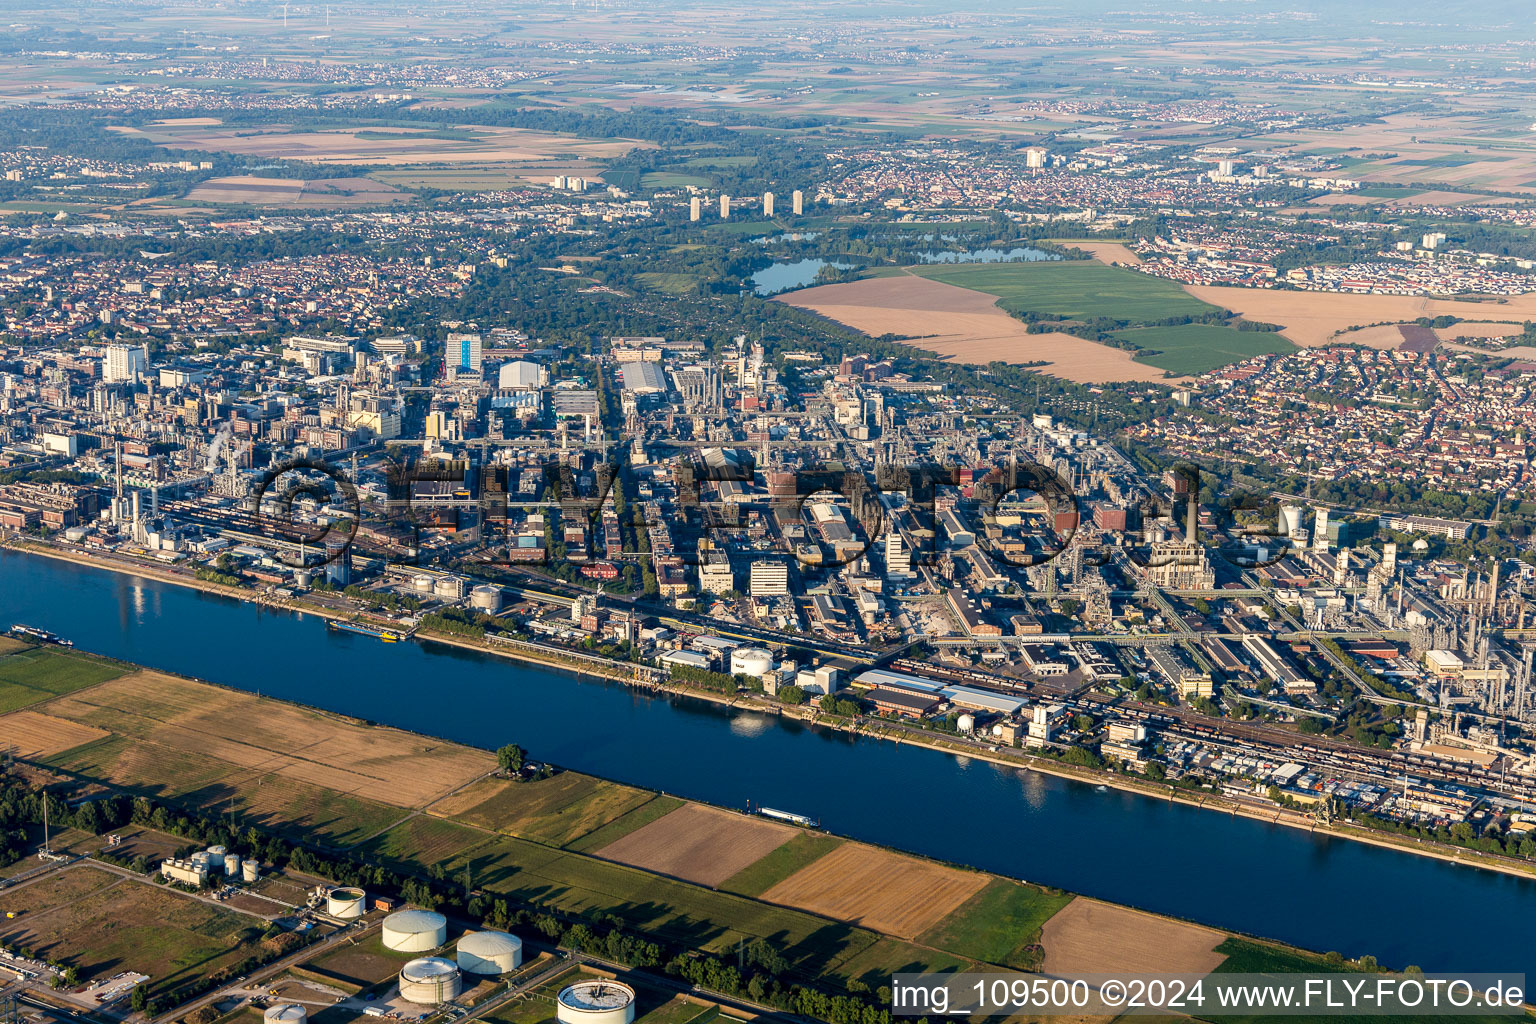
[909,261,1221,323]
[438,773,656,847]
[642,172,712,189]
[718,833,842,897]
[636,272,703,295]
[1115,324,1295,375]
[0,646,130,712]
[915,879,1072,968]
[356,815,490,866]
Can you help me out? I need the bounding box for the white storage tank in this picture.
[957,713,975,734]
[326,886,367,920]
[556,981,636,1024]
[456,930,523,974]
[243,859,260,883]
[206,846,226,868]
[224,853,242,877]
[413,574,436,594]
[434,576,466,600]
[730,647,774,677]
[398,957,462,1005]
[264,1005,308,1024]
[470,585,502,613]
[383,909,448,951]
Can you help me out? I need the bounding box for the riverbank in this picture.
[6,535,1536,887]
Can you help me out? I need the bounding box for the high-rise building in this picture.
[1217,159,1236,177]
[762,191,774,217]
[886,530,911,576]
[749,560,788,597]
[104,343,147,383]
[1025,147,1047,169]
[1313,507,1331,551]
[448,332,482,372]
[719,194,731,219]
[689,196,701,221]
[791,189,803,215]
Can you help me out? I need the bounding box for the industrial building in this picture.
[556,981,636,1024]
[383,909,448,952]
[456,931,523,974]
[398,957,463,1004]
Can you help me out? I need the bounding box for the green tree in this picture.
[496,744,525,773]
[778,685,806,706]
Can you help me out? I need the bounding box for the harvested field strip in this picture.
[1038,897,1226,976]
[566,795,685,852]
[0,710,110,758]
[42,670,491,807]
[719,832,842,897]
[916,878,1072,968]
[761,843,989,940]
[595,804,794,887]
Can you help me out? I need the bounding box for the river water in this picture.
[2,548,1532,976]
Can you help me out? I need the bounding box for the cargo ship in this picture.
[327,619,409,642]
[748,801,820,828]
[7,625,73,647]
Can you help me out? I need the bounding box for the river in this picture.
[2,548,1532,976]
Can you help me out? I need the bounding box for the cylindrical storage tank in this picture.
[730,647,773,677]
[413,575,436,594]
[264,1005,308,1024]
[243,860,260,883]
[327,887,367,920]
[957,713,975,734]
[434,576,466,600]
[225,853,242,877]
[294,569,313,589]
[556,981,635,1024]
[383,909,448,952]
[206,846,226,868]
[191,852,211,871]
[991,723,1004,738]
[456,931,522,975]
[470,586,502,613]
[398,957,462,1005]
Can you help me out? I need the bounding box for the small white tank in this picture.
[326,886,367,920]
[243,859,260,883]
[225,853,242,877]
[957,713,975,734]
[264,1005,307,1024]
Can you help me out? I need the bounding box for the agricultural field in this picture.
[916,878,1073,969]
[779,275,1186,384]
[0,645,129,713]
[718,832,842,897]
[355,815,490,868]
[0,865,265,990]
[431,772,655,847]
[0,710,109,758]
[760,843,988,940]
[427,833,891,972]
[1114,324,1296,375]
[565,796,686,853]
[108,122,652,168]
[636,272,704,295]
[909,260,1222,323]
[1038,897,1227,976]
[184,176,409,207]
[1182,284,1536,349]
[40,669,494,807]
[594,804,793,887]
